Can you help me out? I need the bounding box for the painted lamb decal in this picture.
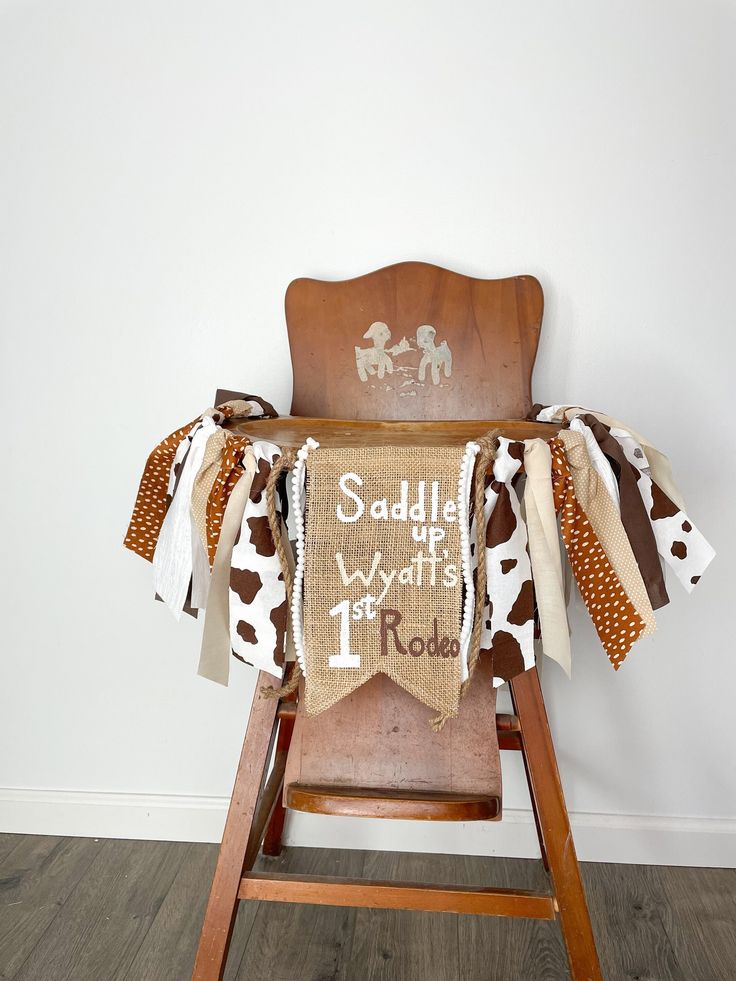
[355,322,412,381]
[354,322,452,388]
[416,324,453,384]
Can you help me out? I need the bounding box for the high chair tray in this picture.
[226,415,560,448]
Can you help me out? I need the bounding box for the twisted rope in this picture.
[260,448,303,699]
[430,430,501,731]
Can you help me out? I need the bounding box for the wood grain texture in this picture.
[510,668,602,981]
[657,864,736,981]
[285,261,543,421]
[261,705,295,858]
[0,834,103,979]
[239,871,554,918]
[349,851,462,981]
[1,837,735,980]
[0,834,22,865]
[231,847,366,981]
[284,655,501,810]
[284,784,500,822]
[12,838,182,981]
[121,842,219,981]
[582,862,688,981]
[456,852,569,981]
[227,416,559,447]
[192,672,280,981]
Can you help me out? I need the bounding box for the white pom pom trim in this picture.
[290,437,319,676]
[458,441,480,683]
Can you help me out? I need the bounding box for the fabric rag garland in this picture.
[124,397,715,715]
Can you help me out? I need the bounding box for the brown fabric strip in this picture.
[581,414,669,611]
[213,390,279,418]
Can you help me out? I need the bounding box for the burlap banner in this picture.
[297,444,476,717]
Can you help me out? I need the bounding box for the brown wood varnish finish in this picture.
[191,673,279,981]
[241,726,290,872]
[285,261,543,420]
[285,784,500,821]
[283,654,501,816]
[261,703,295,858]
[510,667,602,981]
[229,415,559,447]
[238,871,555,919]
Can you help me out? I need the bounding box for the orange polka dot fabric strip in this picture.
[550,438,646,669]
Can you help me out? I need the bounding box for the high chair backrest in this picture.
[285,261,543,421]
[281,260,545,803]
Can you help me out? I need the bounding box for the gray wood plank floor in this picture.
[0,835,733,980]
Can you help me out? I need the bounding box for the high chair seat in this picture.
[285,783,501,821]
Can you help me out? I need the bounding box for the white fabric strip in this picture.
[153,416,216,618]
[570,416,620,509]
[611,428,715,592]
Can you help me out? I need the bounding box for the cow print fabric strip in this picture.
[228,440,289,679]
[475,438,536,687]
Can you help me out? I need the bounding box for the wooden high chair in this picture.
[193,262,601,981]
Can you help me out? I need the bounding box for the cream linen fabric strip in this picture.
[197,448,257,685]
[523,439,572,676]
[558,429,656,637]
[191,428,228,549]
[189,525,211,612]
[536,405,686,511]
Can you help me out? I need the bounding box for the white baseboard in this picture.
[0,788,228,846]
[0,787,734,868]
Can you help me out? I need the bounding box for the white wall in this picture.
[1,0,734,866]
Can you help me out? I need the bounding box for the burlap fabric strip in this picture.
[299,444,476,719]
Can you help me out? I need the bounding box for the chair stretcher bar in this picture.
[239,871,557,919]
